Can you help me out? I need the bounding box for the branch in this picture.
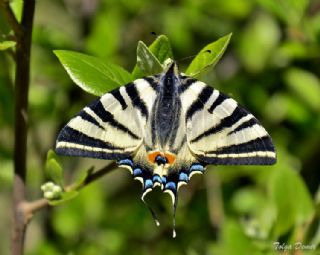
[11,1,35,255]
[0,1,21,36]
[68,161,118,190]
[20,199,49,224]
[19,162,118,224]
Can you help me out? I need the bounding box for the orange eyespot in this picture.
[147,151,163,164]
[147,151,176,165]
[164,152,176,165]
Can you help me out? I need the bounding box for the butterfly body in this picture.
[56,61,276,235]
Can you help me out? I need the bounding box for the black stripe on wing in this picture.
[206,136,275,154]
[125,83,149,118]
[186,86,213,120]
[208,92,228,113]
[228,118,257,135]
[197,155,276,165]
[191,106,248,143]
[57,126,125,150]
[110,89,127,110]
[90,100,140,140]
[143,77,159,91]
[196,135,276,165]
[56,147,130,160]
[78,110,104,130]
[178,78,197,94]
[56,126,132,160]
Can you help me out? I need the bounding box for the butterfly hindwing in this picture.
[178,78,276,165]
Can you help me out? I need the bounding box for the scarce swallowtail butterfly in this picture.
[56,61,276,237]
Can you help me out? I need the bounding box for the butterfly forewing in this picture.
[56,79,158,160]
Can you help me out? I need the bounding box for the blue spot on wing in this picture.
[153,175,162,184]
[133,168,143,176]
[118,158,134,167]
[179,172,189,182]
[144,179,153,189]
[165,182,177,192]
[155,155,167,165]
[190,164,204,172]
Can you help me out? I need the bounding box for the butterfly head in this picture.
[161,61,179,85]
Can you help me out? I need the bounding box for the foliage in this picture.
[54,51,133,96]
[1,0,320,255]
[132,35,173,78]
[0,41,16,51]
[185,33,232,77]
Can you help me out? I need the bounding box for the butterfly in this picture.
[56,61,276,237]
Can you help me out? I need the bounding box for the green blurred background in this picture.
[1,0,320,254]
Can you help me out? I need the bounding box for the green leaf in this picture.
[45,150,64,187]
[47,149,59,162]
[135,41,163,76]
[284,68,320,112]
[45,159,64,186]
[132,35,173,78]
[148,35,173,64]
[54,50,133,96]
[9,0,23,22]
[269,167,314,237]
[185,33,232,77]
[48,190,79,206]
[0,41,16,50]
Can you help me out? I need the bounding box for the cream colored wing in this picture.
[56,78,158,160]
[178,78,276,165]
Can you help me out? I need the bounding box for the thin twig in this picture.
[62,162,118,191]
[11,1,35,255]
[72,161,118,189]
[0,1,21,36]
[20,162,118,222]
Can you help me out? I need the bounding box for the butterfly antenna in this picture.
[172,194,178,238]
[177,50,211,64]
[141,196,160,226]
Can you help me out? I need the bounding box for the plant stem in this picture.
[69,161,118,190]
[11,1,35,255]
[20,162,118,222]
